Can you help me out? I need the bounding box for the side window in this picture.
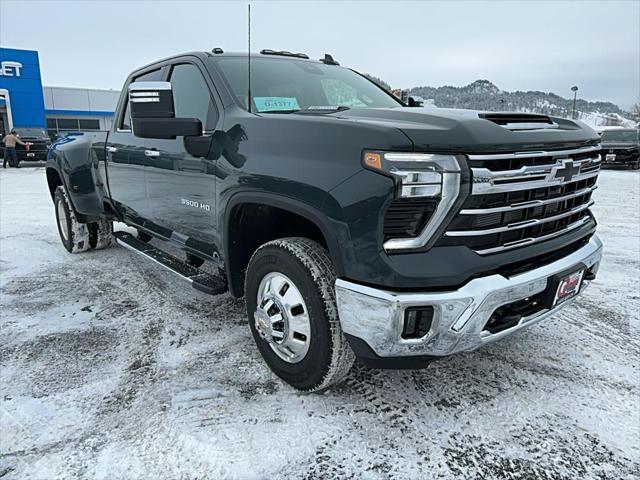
[169,64,218,130]
[119,68,163,130]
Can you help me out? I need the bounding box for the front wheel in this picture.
[245,237,354,392]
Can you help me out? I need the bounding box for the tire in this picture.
[631,159,640,170]
[137,230,152,243]
[245,237,355,392]
[186,253,205,268]
[88,218,115,250]
[54,186,91,253]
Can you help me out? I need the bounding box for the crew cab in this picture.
[598,127,639,169]
[45,49,603,392]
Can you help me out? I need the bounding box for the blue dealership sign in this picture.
[0,48,46,128]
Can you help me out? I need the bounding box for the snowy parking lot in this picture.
[0,166,638,479]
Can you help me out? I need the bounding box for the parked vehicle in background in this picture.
[44,49,603,392]
[391,88,424,106]
[12,127,51,163]
[597,127,639,169]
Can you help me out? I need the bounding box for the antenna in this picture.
[247,3,252,113]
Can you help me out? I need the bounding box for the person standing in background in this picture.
[2,130,27,168]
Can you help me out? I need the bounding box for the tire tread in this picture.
[247,237,355,392]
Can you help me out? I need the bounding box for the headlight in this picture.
[363,151,463,251]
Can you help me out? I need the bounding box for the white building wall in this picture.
[43,86,120,134]
[87,89,120,112]
[43,86,120,112]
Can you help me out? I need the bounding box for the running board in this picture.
[114,231,227,296]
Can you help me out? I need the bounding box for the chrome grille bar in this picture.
[471,155,599,179]
[460,185,597,215]
[446,200,594,237]
[436,145,601,255]
[471,160,600,194]
[475,217,594,255]
[467,145,600,161]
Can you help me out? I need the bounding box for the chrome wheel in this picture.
[57,200,68,241]
[255,272,311,363]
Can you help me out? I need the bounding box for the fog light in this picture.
[402,307,434,339]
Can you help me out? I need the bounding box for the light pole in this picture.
[571,86,578,119]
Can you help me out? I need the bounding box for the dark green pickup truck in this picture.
[45,49,603,392]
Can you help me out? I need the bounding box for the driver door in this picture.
[143,62,220,258]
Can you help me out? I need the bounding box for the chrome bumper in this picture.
[335,235,603,358]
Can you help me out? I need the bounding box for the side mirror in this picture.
[129,81,202,139]
[407,96,424,107]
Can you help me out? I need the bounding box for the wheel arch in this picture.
[46,166,64,200]
[224,192,347,298]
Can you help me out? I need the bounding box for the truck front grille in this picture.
[438,145,601,255]
[18,143,49,153]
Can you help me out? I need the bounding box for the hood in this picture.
[331,107,600,153]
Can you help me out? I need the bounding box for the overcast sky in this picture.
[1,0,638,109]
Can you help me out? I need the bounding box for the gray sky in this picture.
[1,0,638,109]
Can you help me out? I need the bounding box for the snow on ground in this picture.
[0,166,639,480]
[577,111,637,129]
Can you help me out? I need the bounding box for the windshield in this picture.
[601,129,638,142]
[14,128,48,138]
[214,56,402,112]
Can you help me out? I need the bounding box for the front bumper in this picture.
[17,150,48,161]
[602,150,639,166]
[336,235,602,360]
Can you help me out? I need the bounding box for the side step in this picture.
[114,231,227,296]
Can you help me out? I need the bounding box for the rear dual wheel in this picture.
[245,237,354,392]
[54,186,114,253]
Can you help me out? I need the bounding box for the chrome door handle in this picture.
[106,146,118,153]
[144,150,160,157]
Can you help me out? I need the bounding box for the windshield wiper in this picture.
[307,105,350,111]
[296,105,351,115]
[258,106,351,115]
[258,109,301,114]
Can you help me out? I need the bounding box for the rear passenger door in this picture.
[106,68,163,224]
[143,62,220,257]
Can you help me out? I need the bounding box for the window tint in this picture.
[120,68,163,130]
[57,118,79,130]
[47,117,103,137]
[79,119,100,130]
[169,64,218,130]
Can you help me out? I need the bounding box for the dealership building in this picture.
[0,47,120,138]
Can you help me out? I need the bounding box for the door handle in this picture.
[144,150,160,157]
[106,146,118,153]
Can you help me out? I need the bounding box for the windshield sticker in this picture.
[254,97,300,112]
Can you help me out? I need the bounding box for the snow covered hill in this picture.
[409,80,637,127]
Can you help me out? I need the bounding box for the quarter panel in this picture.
[46,132,108,218]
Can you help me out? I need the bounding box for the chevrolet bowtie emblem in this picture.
[552,159,581,182]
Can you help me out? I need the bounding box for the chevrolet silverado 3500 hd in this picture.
[45,49,603,391]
